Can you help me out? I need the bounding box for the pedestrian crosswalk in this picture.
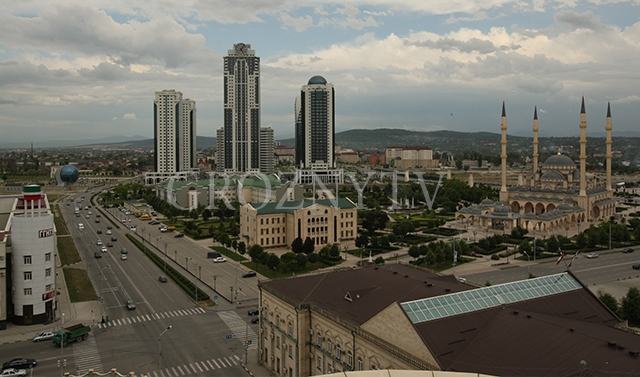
[73,332,104,374]
[144,355,241,377]
[218,311,259,350]
[97,307,206,328]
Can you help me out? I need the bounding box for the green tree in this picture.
[266,253,280,271]
[576,232,588,248]
[248,244,264,262]
[303,237,315,255]
[546,236,560,253]
[238,241,246,255]
[392,220,415,238]
[620,287,640,326]
[374,256,385,265]
[360,210,388,233]
[597,289,620,317]
[355,234,369,249]
[291,237,304,254]
[408,245,421,260]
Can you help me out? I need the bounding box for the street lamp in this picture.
[174,249,177,262]
[99,265,110,317]
[60,313,65,377]
[158,325,172,369]
[163,241,168,273]
[156,235,162,248]
[213,275,217,291]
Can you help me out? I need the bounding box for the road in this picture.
[11,188,261,376]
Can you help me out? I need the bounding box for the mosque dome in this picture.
[481,198,494,206]
[541,171,565,181]
[544,153,576,167]
[557,203,573,212]
[308,75,327,85]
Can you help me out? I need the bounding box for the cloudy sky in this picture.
[1,0,639,146]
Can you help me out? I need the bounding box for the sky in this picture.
[1,0,639,146]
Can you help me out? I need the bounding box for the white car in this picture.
[213,257,227,263]
[106,230,112,235]
[586,253,599,259]
[33,331,55,342]
[101,246,107,253]
[96,240,103,245]
[0,369,27,377]
[121,254,128,260]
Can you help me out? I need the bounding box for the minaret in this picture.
[532,106,539,185]
[579,97,587,196]
[606,102,612,191]
[500,102,508,201]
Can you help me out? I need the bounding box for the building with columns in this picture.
[456,98,616,235]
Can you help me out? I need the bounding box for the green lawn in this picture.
[57,236,81,265]
[63,268,97,302]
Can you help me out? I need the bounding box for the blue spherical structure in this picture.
[59,165,79,184]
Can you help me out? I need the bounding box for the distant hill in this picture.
[76,136,217,149]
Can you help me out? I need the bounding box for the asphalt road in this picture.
[20,189,258,376]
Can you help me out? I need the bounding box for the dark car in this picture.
[633,264,640,270]
[2,359,37,370]
[622,248,635,253]
[121,248,128,254]
[97,230,102,234]
[96,214,101,217]
[126,300,136,310]
[95,219,100,223]
[251,317,260,324]
[174,232,184,238]
[247,308,259,316]
[242,271,257,278]
[207,251,221,259]
[107,225,112,230]
[158,276,168,283]
[94,252,102,259]
[107,242,113,247]
[111,236,117,242]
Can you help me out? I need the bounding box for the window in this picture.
[24,288,32,295]
[288,323,293,336]
[276,336,280,349]
[24,271,32,280]
[289,344,293,358]
[347,351,353,367]
[358,358,363,371]
[276,315,280,328]
[317,333,322,345]
[45,253,51,262]
[336,345,342,360]
[24,255,32,264]
[45,268,51,277]
[328,340,333,355]
[46,284,53,291]
[317,356,322,370]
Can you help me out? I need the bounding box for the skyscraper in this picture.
[218,43,260,173]
[260,127,274,174]
[153,89,196,173]
[295,75,335,169]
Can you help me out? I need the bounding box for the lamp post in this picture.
[195,264,201,302]
[186,257,191,273]
[156,235,162,248]
[523,250,530,275]
[60,313,65,377]
[609,221,612,250]
[533,229,537,262]
[213,275,217,291]
[163,241,167,273]
[99,265,110,316]
[174,249,177,262]
[158,325,172,369]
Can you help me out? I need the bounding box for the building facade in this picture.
[260,127,275,174]
[219,43,261,173]
[385,146,437,169]
[240,198,357,250]
[145,89,197,184]
[295,76,335,169]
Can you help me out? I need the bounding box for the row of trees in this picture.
[247,240,343,273]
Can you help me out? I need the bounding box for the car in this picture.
[111,236,117,242]
[66,203,70,206]
[0,369,27,376]
[158,276,168,283]
[242,271,257,278]
[174,232,184,238]
[159,225,167,231]
[622,248,635,253]
[94,252,102,259]
[130,225,136,231]
[107,225,112,230]
[121,254,127,260]
[126,300,135,310]
[106,230,112,235]
[633,264,640,270]
[97,229,102,234]
[251,317,260,324]
[32,331,55,342]
[247,308,259,316]
[207,251,221,259]
[101,246,107,253]
[586,253,599,259]
[87,211,92,215]
[213,257,227,263]
[96,214,100,217]
[96,240,102,245]
[95,219,100,223]
[106,242,113,247]
[121,248,128,254]
[2,359,37,370]
[149,220,160,225]
[86,215,90,219]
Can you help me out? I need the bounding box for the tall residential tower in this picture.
[295,76,335,168]
[218,43,261,173]
[145,90,197,184]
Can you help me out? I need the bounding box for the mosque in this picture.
[456,98,616,235]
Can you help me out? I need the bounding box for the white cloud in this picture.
[112,117,118,120]
[280,12,314,32]
[123,113,137,120]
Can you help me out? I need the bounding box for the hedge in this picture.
[126,234,209,301]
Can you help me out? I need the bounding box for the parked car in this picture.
[32,331,55,342]
[2,359,36,370]
[622,248,635,253]
[149,220,160,225]
[247,308,259,316]
[242,271,257,278]
[633,264,640,270]
[0,369,27,376]
[174,232,184,238]
[213,257,227,263]
[251,317,260,324]
[158,276,168,283]
[126,300,136,310]
[586,253,599,259]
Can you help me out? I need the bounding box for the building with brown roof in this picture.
[256,264,640,377]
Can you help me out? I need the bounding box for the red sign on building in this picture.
[42,291,55,300]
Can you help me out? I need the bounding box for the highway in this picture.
[0,188,260,376]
